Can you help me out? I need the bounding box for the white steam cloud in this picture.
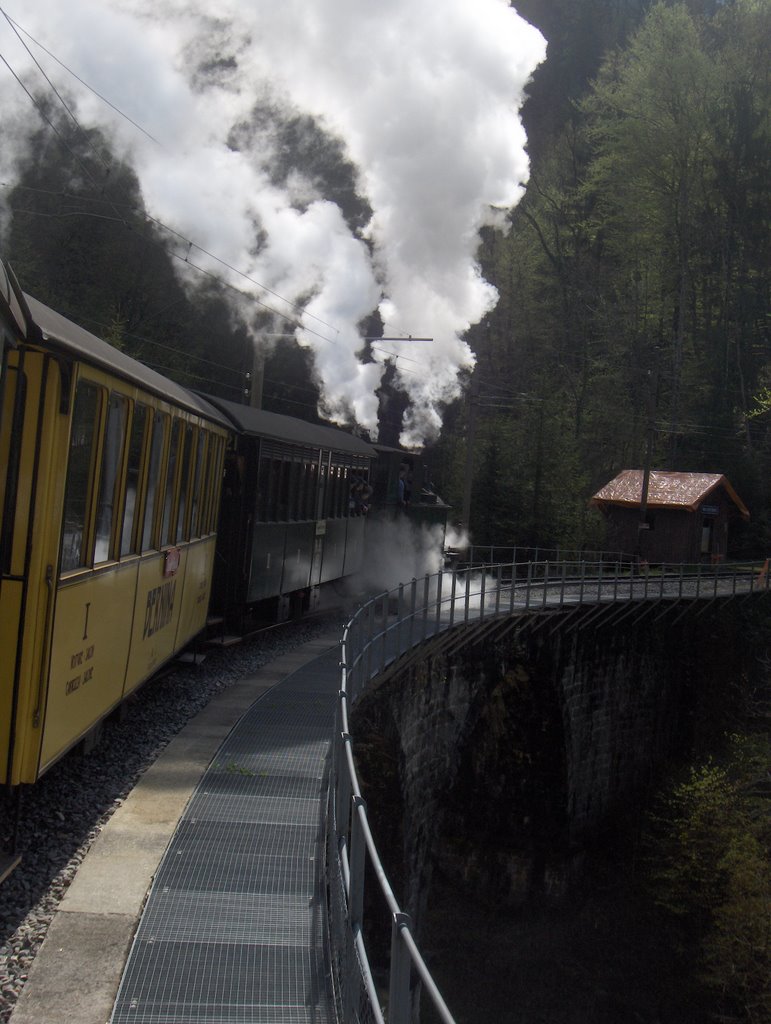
[0,0,545,445]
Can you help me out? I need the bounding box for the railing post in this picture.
[480,571,486,621]
[348,618,358,704]
[408,578,417,649]
[435,570,443,632]
[509,561,516,613]
[365,601,375,683]
[579,561,585,604]
[525,562,533,609]
[422,574,430,640]
[449,571,457,628]
[464,571,471,623]
[597,559,603,602]
[388,913,413,1024]
[348,797,367,929]
[542,560,549,608]
[337,732,353,848]
[396,583,405,657]
[380,591,388,675]
[495,563,502,615]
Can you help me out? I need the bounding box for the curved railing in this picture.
[326,556,771,1022]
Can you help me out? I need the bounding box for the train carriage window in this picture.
[207,434,221,532]
[201,433,222,534]
[197,430,213,532]
[295,458,307,521]
[209,435,225,532]
[277,458,291,521]
[257,456,272,520]
[189,429,206,538]
[327,463,337,519]
[61,381,101,572]
[342,464,349,516]
[161,419,182,546]
[316,458,328,520]
[94,393,128,563]
[120,403,149,556]
[330,463,337,518]
[305,459,318,520]
[264,456,281,521]
[176,423,194,541]
[141,411,167,551]
[288,458,300,521]
[340,464,350,518]
[331,461,344,518]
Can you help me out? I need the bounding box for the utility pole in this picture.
[461,382,477,539]
[532,400,545,526]
[249,347,264,409]
[636,366,658,564]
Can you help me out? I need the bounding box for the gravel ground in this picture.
[0,613,345,1023]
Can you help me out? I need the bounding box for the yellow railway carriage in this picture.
[0,263,228,801]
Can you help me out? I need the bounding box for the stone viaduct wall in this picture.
[351,600,761,927]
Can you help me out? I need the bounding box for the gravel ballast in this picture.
[0,615,344,1024]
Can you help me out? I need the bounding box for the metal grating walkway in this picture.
[111,645,340,1024]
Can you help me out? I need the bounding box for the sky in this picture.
[0,0,546,446]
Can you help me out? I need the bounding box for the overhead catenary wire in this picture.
[0,8,113,175]
[0,8,163,146]
[0,16,442,408]
[0,25,344,344]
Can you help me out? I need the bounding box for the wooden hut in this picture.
[590,470,749,563]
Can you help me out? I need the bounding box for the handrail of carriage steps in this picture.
[329,555,771,1022]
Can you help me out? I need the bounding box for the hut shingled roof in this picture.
[590,470,749,519]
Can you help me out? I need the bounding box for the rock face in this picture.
[351,604,753,925]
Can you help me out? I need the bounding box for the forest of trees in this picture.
[436,0,770,556]
[1,0,769,555]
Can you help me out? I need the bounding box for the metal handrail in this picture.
[454,545,633,568]
[329,556,770,1022]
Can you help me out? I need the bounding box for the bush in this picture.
[646,735,770,1023]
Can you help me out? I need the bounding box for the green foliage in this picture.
[452,0,771,551]
[646,734,771,1021]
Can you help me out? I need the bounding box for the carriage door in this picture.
[0,341,68,791]
[0,348,26,783]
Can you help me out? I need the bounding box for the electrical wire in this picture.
[0,8,163,146]
[0,23,343,343]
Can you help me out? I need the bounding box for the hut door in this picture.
[700,519,713,556]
